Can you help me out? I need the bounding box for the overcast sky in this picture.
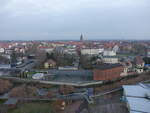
[0,0,150,40]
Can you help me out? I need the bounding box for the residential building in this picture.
[134,56,145,73]
[5,49,13,55]
[112,45,119,53]
[103,56,118,64]
[103,50,118,64]
[103,50,116,56]
[81,48,104,55]
[121,61,133,76]
[38,46,54,53]
[64,48,77,55]
[44,59,56,69]
[0,48,5,53]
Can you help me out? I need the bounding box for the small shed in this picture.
[4,98,18,108]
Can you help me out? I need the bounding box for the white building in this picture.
[2,54,11,59]
[103,50,116,56]
[81,48,104,55]
[0,48,5,53]
[52,43,65,47]
[44,48,54,53]
[103,56,118,64]
[64,48,77,55]
[39,47,54,53]
[113,45,119,53]
[103,50,118,64]
[0,64,11,69]
[134,56,145,73]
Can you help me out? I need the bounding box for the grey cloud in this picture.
[0,0,150,40]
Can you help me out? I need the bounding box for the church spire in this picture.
[80,34,83,41]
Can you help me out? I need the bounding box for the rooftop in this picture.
[134,56,144,65]
[93,63,123,70]
[48,70,93,77]
[4,98,18,105]
[126,97,150,113]
[123,84,149,97]
[49,70,93,82]
[123,84,150,113]
[103,56,118,58]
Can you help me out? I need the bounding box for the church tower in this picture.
[80,34,84,41]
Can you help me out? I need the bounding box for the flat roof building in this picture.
[123,84,150,113]
[93,64,124,81]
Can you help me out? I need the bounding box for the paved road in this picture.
[0,76,103,87]
[15,60,38,71]
[0,91,93,103]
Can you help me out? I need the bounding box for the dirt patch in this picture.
[9,84,38,98]
[0,79,12,94]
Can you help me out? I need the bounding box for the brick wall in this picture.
[93,66,124,81]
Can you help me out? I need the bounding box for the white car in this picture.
[32,73,44,80]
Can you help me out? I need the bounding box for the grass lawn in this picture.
[9,102,55,113]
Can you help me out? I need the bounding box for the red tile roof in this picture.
[134,56,144,65]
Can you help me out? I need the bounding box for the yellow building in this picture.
[44,59,56,69]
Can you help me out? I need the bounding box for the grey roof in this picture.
[47,70,93,82]
[126,97,150,113]
[130,112,142,113]
[0,64,11,69]
[93,63,122,70]
[123,85,149,97]
[123,84,150,113]
[4,98,18,105]
[48,70,93,77]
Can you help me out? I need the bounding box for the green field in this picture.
[9,102,55,113]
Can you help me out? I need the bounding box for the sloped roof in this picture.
[123,85,148,97]
[134,56,144,65]
[46,59,56,64]
[4,98,18,105]
[123,84,150,113]
[93,63,123,70]
[126,97,150,113]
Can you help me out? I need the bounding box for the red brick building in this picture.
[93,64,124,81]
